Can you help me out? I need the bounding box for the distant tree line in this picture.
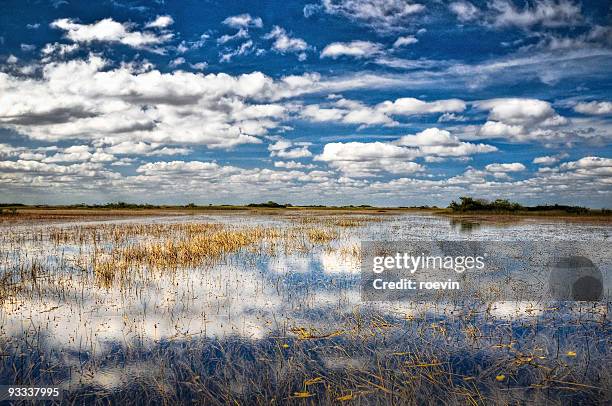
[447,196,606,214]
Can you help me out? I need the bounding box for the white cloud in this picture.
[532,153,568,165]
[301,105,346,122]
[0,143,25,158]
[41,42,80,58]
[397,128,497,157]
[316,129,496,177]
[1,143,609,207]
[477,98,563,126]
[488,0,583,29]
[132,160,333,191]
[302,99,395,127]
[377,97,466,115]
[396,128,460,146]
[50,18,173,49]
[438,113,467,122]
[222,14,263,29]
[21,44,36,52]
[560,156,612,171]
[320,41,382,59]
[268,139,312,159]
[449,1,480,22]
[0,159,116,178]
[0,55,299,149]
[574,101,612,116]
[485,162,526,172]
[274,161,316,169]
[419,143,497,157]
[476,98,570,142]
[146,15,174,29]
[217,28,249,44]
[220,40,254,62]
[479,120,523,138]
[320,0,425,32]
[169,57,185,67]
[7,55,18,64]
[393,36,418,48]
[264,26,309,55]
[103,141,190,156]
[300,97,465,127]
[190,62,208,70]
[318,141,416,161]
[316,141,423,177]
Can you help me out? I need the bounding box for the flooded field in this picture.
[0,212,610,405]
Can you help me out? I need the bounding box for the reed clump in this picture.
[306,228,338,244]
[93,226,283,273]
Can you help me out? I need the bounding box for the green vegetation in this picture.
[448,197,524,212]
[0,199,609,218]
[247,201,292,208]
[448,196,610,215]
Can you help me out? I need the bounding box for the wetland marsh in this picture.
[0,211,610,405]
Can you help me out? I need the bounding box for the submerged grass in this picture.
[0,213,609,405]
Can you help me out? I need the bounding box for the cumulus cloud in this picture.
[448,1,584,32]
[300,97,465,127]
[488,0,583,29]
[307,98,397,127]
[145,15,174,29]
[217,28,249,44]
[574,101,612,116]
[476,98,570,142]
[41,42,79,57]
[377,97,466,115]
[319,0,425,32]
[217,14,264,61]
[393,36,418,48]
[132,160,333,193]
[477,98,563,126]
[485,162,526,172]
[103,141,190,156]
[0,143,25,158]
[320,41,383,59]
[532,152,569,165]
[268,139,312,159]
[449,1,480,22]
[560,156,612,174]
[274,161,316,169]
[169,57,185,67]
[2,149,609,207]
[264,26,309,58]
[50,18,173,49]
[316,141,422,177]
[0,159,118,181]
[222,14,263,29]
[219,40,254,62]
[396,128,461,146]
[0,55,300,149]
[41,145,112,163]
[397,128,497,157]
[316,129,495,177]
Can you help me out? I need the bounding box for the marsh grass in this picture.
[0,213,609,405]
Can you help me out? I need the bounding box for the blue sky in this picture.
[0,0,610,207]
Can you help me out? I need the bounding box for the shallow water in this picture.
[0,213,610,404]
